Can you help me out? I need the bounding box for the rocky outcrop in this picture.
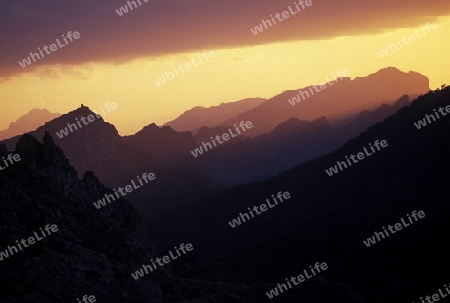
[0,133,267,303]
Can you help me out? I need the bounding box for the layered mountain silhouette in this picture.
[193,125,247,146]
[2,105,151,187]
[1,69,427,225]
[0,69,447,302]
[0,108,60,141]
[188,116,336,185]
[0,133,271,303]
[164,98,266,132]
[183,93,414,186]
[122,123,198,167]
[340,94,411,140]
[217,67,429,137]
[150,86,450,303]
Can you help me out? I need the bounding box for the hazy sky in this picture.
[1,0,449,135]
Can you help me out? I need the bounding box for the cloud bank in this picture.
[1,0,449,78]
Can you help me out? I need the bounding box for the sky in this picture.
[1,0,449,135]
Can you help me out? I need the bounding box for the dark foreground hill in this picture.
[150,86,450,303]
[0,133,271,302]
[1,89,444,303]
[0,94,411,222]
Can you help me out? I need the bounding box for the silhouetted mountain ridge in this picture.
[0,108,60,140]
[122,123,197,167]
[165,98,266,132]
[340,94,411,139]
[218,67,429,137]
[149,87,450,303]
[0,132,271,303]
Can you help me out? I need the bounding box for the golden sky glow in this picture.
[1,15,449,135]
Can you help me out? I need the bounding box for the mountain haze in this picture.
[218,67,429,137]
[165,98,266,132]
[150,86,450,303]
[0,108,60,141]
[0,69,431,222]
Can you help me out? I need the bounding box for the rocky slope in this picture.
[0,132,269,303]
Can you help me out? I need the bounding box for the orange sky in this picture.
[1,0,449,135]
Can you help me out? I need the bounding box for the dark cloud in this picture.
[1,0,449,78]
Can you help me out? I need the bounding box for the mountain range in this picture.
[0,132,269,303]
[0,66,447,302]
[216,67,429,137]
[0,68,429,220]
[150,86,450,303]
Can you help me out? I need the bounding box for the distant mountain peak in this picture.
[0,108,61,141]
[27,108,51,114]
[136,123,179,136]
[378,66,400,72]
[366,66,426,80]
